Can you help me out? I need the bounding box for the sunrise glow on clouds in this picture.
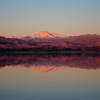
[0,0,100,36]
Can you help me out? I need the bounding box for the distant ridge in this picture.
[0,32,100,51]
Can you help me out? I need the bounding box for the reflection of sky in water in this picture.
[0,55,100,100]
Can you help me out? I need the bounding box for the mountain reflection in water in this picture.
[0,54,100,72]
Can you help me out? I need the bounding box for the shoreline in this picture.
[0,50,100,54]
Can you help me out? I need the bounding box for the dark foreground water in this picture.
[0,54,100,100]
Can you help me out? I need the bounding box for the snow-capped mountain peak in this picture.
[33,31,55,38]
[22,31,62,39]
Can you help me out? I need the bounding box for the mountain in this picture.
[0,32,100,50]
[22,31,63,40]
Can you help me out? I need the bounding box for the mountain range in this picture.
[0,31,100,51]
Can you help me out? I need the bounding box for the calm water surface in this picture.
[0,54,100,100]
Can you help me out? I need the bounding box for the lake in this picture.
[0,54,100,100]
